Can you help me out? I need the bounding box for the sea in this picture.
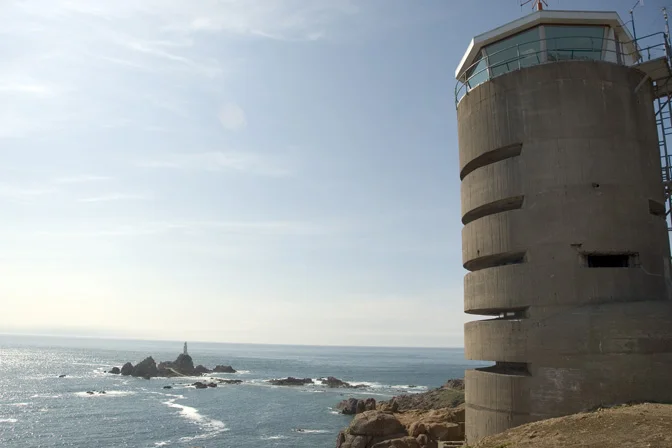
[0,335,482,448]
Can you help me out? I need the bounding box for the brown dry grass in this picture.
[473,403,672,448]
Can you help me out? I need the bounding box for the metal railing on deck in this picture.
[454,32,670,107]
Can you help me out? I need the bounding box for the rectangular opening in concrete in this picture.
[584,253,637,268]
[497,308,528,320]
[462,196,525,225]
[477,362,530,376]
[460,143,522,180]
[649,199,666,217]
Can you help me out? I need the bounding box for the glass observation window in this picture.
[546,25,606,62]
[466,55,489,89]
[485,27,542,78]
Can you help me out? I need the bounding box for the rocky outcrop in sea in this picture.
[109,353,237,379]
[334,378,466,448]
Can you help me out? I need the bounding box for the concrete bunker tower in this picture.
[455,9,672,443]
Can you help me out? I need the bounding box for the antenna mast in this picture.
[520,0,549,11]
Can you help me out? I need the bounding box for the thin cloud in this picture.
[218,102,247,131]
[33,220,331,238]
[137,151,292,177]
[0,184,56,201]
[77,193,152,203]
[53,175,114,184]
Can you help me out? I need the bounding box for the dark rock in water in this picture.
[217,379,243,385]
[269,377,314,386]
[86,391,94,395]
[58,374,66,378]
[207,382,217,388]
[194,365,211,375]
[213,365,236,373]
[356,400,366,414]
[159,354,196,376]
[365,398,377,411]
[131,357,158,379]
[120,362,133,376]
[337,398,360,415]
[163,385,172,389]
[99,391,106,394]
[108,367,120,375]
[193,381,208,389]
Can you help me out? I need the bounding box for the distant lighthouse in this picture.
[183,342,188,355]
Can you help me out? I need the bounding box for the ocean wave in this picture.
[0,418,18,423]
[74,391,136,398]
[10,403,31,407]
[260,435,286,440]
[31,394,62,399]
[163,397,228,442]
[154,441,171,446]
[293,429,330,434]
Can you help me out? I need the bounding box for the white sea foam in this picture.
[260,435,286,440]
[74,390,136,398]
[11,403,31,407]
[0,418,18,423]
[31,394,62,399]
[163,397,228,442]
[154,441,171,446]
[294,429,330,434]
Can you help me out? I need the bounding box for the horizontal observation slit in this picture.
[581,252,639,268]
[477,362,530,376]
[460,143,522,180]
[464,251,526,272]
[469,307,529,319]
[462,196,524,225]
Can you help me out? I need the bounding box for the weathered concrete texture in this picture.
[457,60,672,443]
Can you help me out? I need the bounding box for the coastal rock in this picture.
[321,376,352,388]
[426,423,461,441]
[416,434,428,446]
[217,379,243,385]
[443,379,464,390]
[193,382,208,389]
[338,434,371,448]
[378,379,465,412]
[159,354,196,376]
[269,377,314,386]
[120,362,133,376]
[58,374,67,378]
[131,357,158,379]
[365,398,377,411]
[163,385,172,389]
[349,411,406,438]
[408,422,426,437]
[337,398,360,415]
[194,365,211,375]
[108,367,120,375]
[356,401,366,414]
[213,365,236,373]
[371,437,420,448]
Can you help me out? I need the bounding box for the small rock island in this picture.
[107,342,237,379]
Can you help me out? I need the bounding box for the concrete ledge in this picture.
[464,263,667,313]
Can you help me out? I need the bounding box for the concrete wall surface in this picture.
[457,60,672,443]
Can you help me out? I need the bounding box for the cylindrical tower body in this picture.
[456,11,672,444]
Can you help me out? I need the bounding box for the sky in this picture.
[0,0,668,347]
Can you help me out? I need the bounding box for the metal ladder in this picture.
[655,93,672,232]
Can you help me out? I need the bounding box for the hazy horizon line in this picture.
[0,331,464,350]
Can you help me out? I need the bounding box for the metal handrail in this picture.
[455,32,670,107]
